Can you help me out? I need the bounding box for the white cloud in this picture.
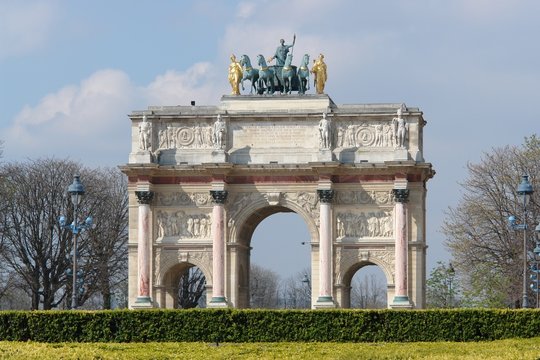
[236,1,256,19]
[2,63,224,165]
[0,0,58,59]
[144,62,223,106]
[455,0,521,23]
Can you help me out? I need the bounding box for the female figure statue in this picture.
[228,54,243,95]
[311,54,327,94]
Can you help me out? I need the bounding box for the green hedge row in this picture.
[0,309,539,343]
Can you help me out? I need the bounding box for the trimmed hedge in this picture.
[0,309,539,343]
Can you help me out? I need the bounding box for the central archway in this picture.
[250,212,311,308]
[227,196,320,308]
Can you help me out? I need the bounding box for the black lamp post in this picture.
[532,224,540,308]
[509,175,534,308]
[59,175,93,309]
[447,262,455,308]
[302,273,311,309]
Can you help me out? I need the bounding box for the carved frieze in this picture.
[335,119,407,149]
[155,192,212,207]
[157,123,215,150]
[336,210,393,239]
[335,190,393,205]
[156,210,212,239]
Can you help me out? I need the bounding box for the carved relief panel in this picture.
[156,122,216,150]
[336,211,393,239]
[335,119,407,150]
[156,210,212,239]
[335,190,394,240]
[154,191,213,241]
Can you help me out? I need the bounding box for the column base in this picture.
[314,296,336,309]
[208,296,229,308]
[131,296,154,309]
[390,295,413,309]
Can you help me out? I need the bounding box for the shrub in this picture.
[0,309,538,343]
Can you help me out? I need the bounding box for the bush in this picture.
[0,309,538,343]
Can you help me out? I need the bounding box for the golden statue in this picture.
[311,53,327,94]
[228,54,243,95]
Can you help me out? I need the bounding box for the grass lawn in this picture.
[0,338,539,359]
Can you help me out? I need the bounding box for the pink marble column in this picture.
[135,191,154,305]
[392,188,410,305]
[317,189,334,304]
[210,190,228,305]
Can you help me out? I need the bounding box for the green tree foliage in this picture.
[442,135,540,308]
[426,261,459,308]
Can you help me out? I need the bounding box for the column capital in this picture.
[392,189,409,203]
[210,190,228,204]
[317,189,334,204]
[135,191,154,205]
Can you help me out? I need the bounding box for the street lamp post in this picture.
[532,224,540,308]
[447,262,455,308]
[509,175,534,308]
[59,175,93,310]
[302,273,311,309]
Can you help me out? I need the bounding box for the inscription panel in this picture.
[231,122,318,148]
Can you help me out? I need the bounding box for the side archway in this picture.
[337,250,395,308]
[154,250,212,308]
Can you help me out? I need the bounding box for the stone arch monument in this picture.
[121,95,435,309]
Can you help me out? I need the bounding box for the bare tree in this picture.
[0,159,129,310]
[443,135,540,308]
[177,266,206,309]
[281,270,311,309]
[0,159,78,309]
[75,168,128,309]
[250,264,279,308]
[351,274,387,309]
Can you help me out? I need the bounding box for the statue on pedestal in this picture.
[228,54,243,95]
[267,35,296,66]
[213,114,227,150]
[392,106,408,149]
[318,112,333,150]
[138,115,151,151]
[311,54,327,94]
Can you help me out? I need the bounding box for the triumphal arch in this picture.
[122,94,434,309]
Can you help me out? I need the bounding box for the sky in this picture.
[1,0,539,282]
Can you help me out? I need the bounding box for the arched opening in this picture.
[234,205,314,308]
[344,263,388,309]
[163,262,207,309]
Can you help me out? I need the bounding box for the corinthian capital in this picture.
[210,190,228,204]
[135,191,154,205]
[392,189,409,203]
[317,189,334,204]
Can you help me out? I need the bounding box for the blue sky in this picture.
[1,0,539,280]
